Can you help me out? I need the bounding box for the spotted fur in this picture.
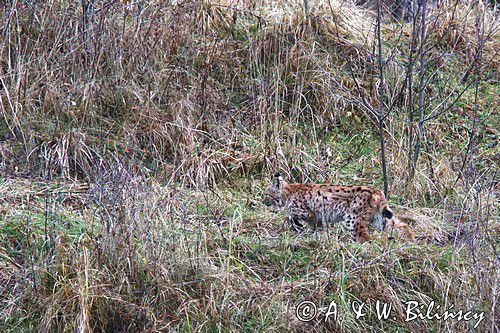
[263,173,414,241]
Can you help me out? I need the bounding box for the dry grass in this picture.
[1,0,497,185]
[428,0,499,65]
[0,173,497,332]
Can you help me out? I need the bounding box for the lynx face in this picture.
[262,173,414,241]
[262,173,288,210]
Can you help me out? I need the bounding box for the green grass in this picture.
[0,177,495,332]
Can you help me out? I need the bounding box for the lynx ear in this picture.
[272,173,284,188]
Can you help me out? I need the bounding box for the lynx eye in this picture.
[263,194,273,204]
[263,193,279,207]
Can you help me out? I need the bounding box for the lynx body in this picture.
[263,174,414,241]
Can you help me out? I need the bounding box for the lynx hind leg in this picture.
[355,220,371,241]
[345,215,371,241]
[387,216,415,240]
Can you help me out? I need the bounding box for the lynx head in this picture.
[263,173,288,210]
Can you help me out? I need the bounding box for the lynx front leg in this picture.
[288,207,316,232]
[288,216,305,232]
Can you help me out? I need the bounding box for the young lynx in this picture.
[263,173,414,241]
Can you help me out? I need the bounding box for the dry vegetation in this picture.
[0,0,498,332]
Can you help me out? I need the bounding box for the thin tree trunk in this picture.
[454,4,484,186]
[376,0,389,197]
[405,4,419,180]
[82,0,97,74]
[410,0,427,180]
[303,0,310,21]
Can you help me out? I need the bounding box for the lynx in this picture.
[263,173,414,241]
